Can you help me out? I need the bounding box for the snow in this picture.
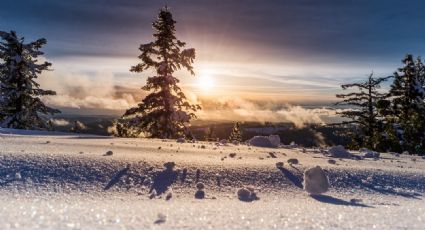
[360,148,380,158]
[1,192,425,229]
[248,135,280,148]
[0,129,425,229]
[328,145,352,158]
[176,137,185,143]
[268,135,281,147]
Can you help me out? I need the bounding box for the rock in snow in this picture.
[303,166,330,195]
[248,135,281,148]
[328,145,351,158]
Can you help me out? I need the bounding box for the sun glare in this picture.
[198,71,215,92]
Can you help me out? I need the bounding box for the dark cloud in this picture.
[1,0,425,61]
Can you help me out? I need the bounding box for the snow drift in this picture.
[248,135,281,148]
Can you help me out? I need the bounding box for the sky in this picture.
[1,0,425,121]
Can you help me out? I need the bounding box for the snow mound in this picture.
[218,139,228,146]
[268,135,281,147]
[248,135,281,148]
[303,166,329,195]
[328,145,351,158]
[176,138,185,143]
[0,128,80,136]
[390,152,400,157]
[231,140,240,145]
[360,148,380,158]
[281,141,298,149]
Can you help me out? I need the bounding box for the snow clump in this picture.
[275,162,284,168]
[303,166,330,195]
[237,187,258,202]
[195,182,205,199]
[248,135,281,148]
[163,162,176,171]
[360,148,380,158]
[328,145,351,158]
[176,137,185,143]
[287,158,299,165]
[327,159,336,164]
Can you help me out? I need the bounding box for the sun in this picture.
[197,71,215,92]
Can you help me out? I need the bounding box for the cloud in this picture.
[50,118,70,126]
[36,71,343,127]
[195,96,340,127]
[276,106,325,128]
[38,72,138,110]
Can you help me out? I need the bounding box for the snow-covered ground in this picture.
[1,129,425,229]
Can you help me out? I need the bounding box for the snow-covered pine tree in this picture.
[229,122,242,142]
[122,7,200,139]
[336,73,390,150]
[0,31,60,129]
[387,54,425,154]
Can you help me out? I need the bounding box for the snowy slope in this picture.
[0,129,425,229]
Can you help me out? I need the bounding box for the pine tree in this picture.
[386,54,425,154]
[122,7,200,139]
[335,73,390,150]
[229,122,242,142]
[0,31,59,129]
